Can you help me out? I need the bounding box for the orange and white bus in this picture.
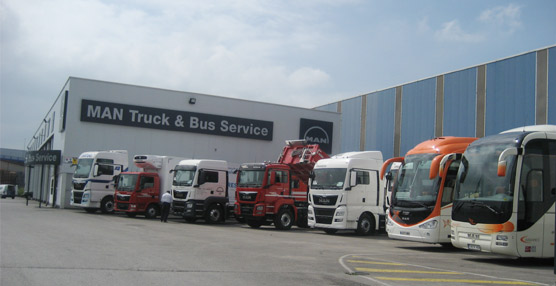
[451,125,556,257]
[380,137,477,245]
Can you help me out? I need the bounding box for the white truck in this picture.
[171,159,235,223]
[308,151,386,235]
[70,150,128,213]
[114,155,185,218]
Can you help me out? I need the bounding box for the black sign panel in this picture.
[299,118,333,154]
[80,100,273,141]
[25,150,62,165]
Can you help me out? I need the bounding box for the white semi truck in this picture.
[171,159,235,223]
[70,150,128,213]
[308,151,386,235]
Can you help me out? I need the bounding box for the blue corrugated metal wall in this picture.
[485,52,536,135]
[341,97,362,153]
[315,103,338,113]
[365,89,396,158]
[444,68,477,137]
[549,47,556,125]
[401,78,436,155]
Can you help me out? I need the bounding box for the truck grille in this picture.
[173,191,188,199]
[239,192,257,201]
[73,192,83,204]
[240,204,254,216]
[312,195,338,206]
[116,194,130,202]
[314,207,335,224]
[117,203,129,210]
[73,182,86,190]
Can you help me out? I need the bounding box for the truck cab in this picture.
[71,150,128,213]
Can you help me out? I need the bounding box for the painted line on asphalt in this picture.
[375,277,537,285]
[346,260,404,266]
[354,267,463,275]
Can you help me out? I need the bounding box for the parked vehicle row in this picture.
[67,125,556,259]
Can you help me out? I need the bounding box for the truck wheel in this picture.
[100,197,115,214]
[145,205,158,219]
[126,212,137,218]
[355,213,375,236]
[274,208,294,230]
[205,204,223,224]
[324,228,338,234]
[84,208,97,213]
[246,219,262,229]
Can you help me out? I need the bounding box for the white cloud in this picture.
[435,20,485,43]
[479,3,522,34]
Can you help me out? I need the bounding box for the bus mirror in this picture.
[380,157,404,180]
[439,153,461,176]
[385,172,392,181]
[429,155,443,179]
[498,148,519,177]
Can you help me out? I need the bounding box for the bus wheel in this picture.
[355,213,375,236]
[274,209,293,230]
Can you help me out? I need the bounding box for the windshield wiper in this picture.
[470,200,502,215]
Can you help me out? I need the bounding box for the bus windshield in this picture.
[392,153,439,207]
[74,159,94,178]
[311,168,346,190]
[238,170,265,188]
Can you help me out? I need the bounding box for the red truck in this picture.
[114,155,184,218]
[234,140,329,230]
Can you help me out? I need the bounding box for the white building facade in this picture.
[25,77,341,208]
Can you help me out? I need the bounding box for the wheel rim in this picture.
[281,212,292,226]
[147,207,156,217]
[360,218,370,233]
[105,201,114,212]
[209,208,221,221]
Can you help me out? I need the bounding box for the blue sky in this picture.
[1,0,555,150]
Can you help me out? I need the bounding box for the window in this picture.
[356,171,369,185]
[203,171,219,183]
[141,176,155,189]
[97,158,114,176]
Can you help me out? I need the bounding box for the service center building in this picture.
[26,77,340,208]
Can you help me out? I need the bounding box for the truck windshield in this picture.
[173,167,196,186]
[452,142,516,224]
[311,168,346,190]
[238,170,265,188]
[117,174,138,191]
[392,153,439,207]
[74,159,94,178]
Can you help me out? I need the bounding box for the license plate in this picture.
[468,244,481,251]
[400,231,410,236]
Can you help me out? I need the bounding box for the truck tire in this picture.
[274,208,294,230]
[355,213,375,236]
[324,228,338,234]
[205,204,223,224]
[145,204,158,219]
[126,212,137,218]
[246,219,262,229]
[100,197,115,214]
[84,208,97,213]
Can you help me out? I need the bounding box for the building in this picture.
[0,148,26,188]
[316,45,556,158]
[24,78,341,208]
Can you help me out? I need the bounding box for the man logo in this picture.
[299,118,333,154]
[303,126,329,145]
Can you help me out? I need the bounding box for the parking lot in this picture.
[1,198,554,286]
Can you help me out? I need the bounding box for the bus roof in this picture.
[406,137,478,156]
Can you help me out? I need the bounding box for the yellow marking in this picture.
[347,260,404,266]
[375,277,536,285]
[355,268,462,275]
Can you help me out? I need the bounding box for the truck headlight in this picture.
[308,209,313,215]
[335,210,345,217]
[387,218,394,227]
[496,235,508,241]
[418,220,438,229]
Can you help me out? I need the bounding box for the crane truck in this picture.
[308,151,386,235]
[70,150,128,213]
[114,155,185,218]
[234,140,329,230]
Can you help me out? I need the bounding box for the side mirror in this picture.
[195,170,205,187]
[498,147,519,177]
[429,155,444,179]
[93,164,100,177]
[309,171,315,180]
[113,175,120,185]
[349,170,357,188]
[380,157,404,180]
[385,172,392,181]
